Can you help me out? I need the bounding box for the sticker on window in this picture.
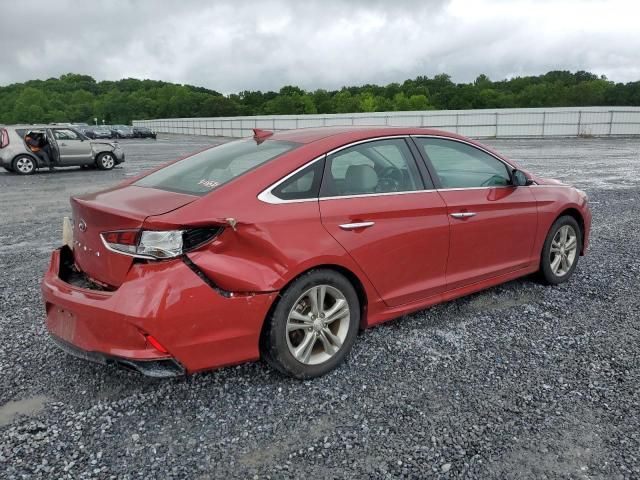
[198,179,220,189]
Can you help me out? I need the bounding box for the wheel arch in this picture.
[261,263,369,339]
[12,152,41,167]
[555,207,585,254]
[93,149,114,159]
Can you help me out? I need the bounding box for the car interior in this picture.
[418,138,512,188]
[324,141,422,196]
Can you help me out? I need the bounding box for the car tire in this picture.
[12,155,37,175]
[95,152,116,171]
[260,269,360,379]
[540,215,582,285]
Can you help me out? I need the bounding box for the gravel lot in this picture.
[1,135,639,479]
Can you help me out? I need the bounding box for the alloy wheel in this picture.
[286,285,351,365]
[549,225,578,276]
[15,157,35,174]
[101,154,115,169]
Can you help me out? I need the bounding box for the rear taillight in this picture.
[102,230,140,255]
[101,227,221,259]
[0,129,9,149]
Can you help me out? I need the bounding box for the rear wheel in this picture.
[261,269,360,379]
[13,155,36,175]
[540,215,582,285]
[96,152,116,170]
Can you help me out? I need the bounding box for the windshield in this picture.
[134,138,300,196]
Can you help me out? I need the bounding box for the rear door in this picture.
[51,128,92,164]
[318,137,450,307]
[413,136,538,290]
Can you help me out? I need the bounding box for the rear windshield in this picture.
[135,138,299,196]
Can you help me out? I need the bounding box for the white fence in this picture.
[133,106,640,139]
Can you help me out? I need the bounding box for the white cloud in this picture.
[0,0,638,92]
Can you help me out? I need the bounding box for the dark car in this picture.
[92,127,115,139]
[78,127,97,139]
[132,126,157,139]
[111,125,135,139]
[42,127,591,379]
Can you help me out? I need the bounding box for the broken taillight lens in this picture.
[101,227,222,260]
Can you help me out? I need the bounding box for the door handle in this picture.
[60,142,67,146]
[339,221,375,230]
[450,212,477,219]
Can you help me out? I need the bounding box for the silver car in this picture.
[0,125,125,174]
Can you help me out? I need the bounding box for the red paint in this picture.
[41,127,592,375]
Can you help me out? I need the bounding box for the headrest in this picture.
[344,164,378,193]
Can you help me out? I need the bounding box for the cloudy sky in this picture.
[2,0,639,92]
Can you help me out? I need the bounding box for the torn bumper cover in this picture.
[49,334,185,378]
[41,247,278,375]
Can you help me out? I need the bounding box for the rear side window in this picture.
[135,139,299,196]
[271,160,324,200]
[0,129,8,149]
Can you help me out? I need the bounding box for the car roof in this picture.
[270,126,468,145]
[8,124,78,129]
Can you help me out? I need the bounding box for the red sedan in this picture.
[41,127,591,378]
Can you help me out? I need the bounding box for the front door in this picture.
[319,137,450,307]
[51,128,92,164]
[413,137,538,290]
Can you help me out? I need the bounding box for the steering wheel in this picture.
[376,166,403,192]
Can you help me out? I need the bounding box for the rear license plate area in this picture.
[53,308,77,342]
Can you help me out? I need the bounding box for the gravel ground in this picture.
[0,135,639,479]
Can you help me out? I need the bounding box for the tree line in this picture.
[0,71,639,125]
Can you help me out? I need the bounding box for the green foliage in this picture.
[0,70,638,125]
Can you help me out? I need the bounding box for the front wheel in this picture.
[540,215,582,285]
[261,269,360,379]
[95,152,116,170]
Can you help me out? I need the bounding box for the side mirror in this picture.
[512,169,529,187]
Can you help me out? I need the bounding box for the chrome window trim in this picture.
[258,135,419,204]
[257,155,325,204]
[435,185,515,192]
[410,134,517,171]
[529,184,572,188]
[319,189,437,201]
[257,134,534,205]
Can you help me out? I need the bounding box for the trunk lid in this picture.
[71,185,197,288]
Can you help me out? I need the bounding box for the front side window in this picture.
[53,129,80,140]
[135,138,299,196]
[415,138,511,188]
[321,138,423,197]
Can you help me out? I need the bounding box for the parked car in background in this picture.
[41,127,590,379]
[111,125,134,139]
[0,125,124,174]
[91,127,115,139]
[132,126,157,139]
[76,126,97,139]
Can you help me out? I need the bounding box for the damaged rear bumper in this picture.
[49,334,185,378]
[41,247,278,376]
